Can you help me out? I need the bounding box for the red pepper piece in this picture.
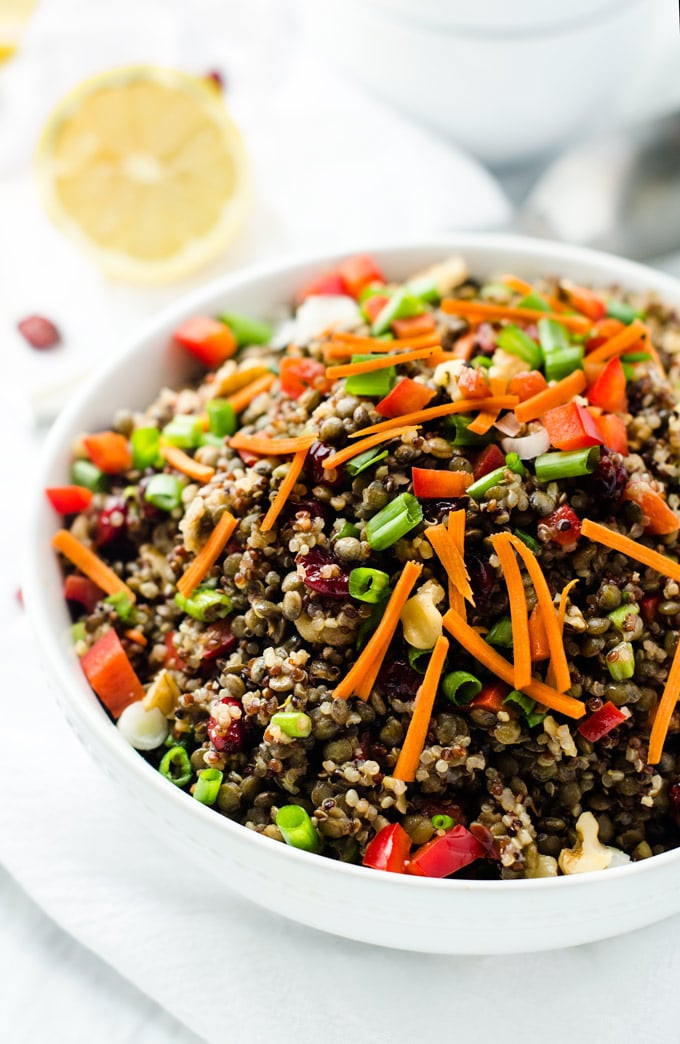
[173,316,237,368]
[587,357,627,414]
[363,294,390,323]
[164,631,187,671]
[83,432,132,474]
[376,377,434,418]
[64,574,105,613]
[201,620,237,661]
[363,822,411,873]
[412,468,472,498]
[640,595,660,626]
[577,700,627,742]
[508,369,548,402]
[458,365,491,399]
[392,314,436,339]
[338,254,385,299]
[624,481,680,535]
[561,284,606,322]
[473,443,505,480]
[45,485,93,514]
[279,357,330,398]
[81,628,145,719]
[542,504,582,547]
[592,412,628,456]
[295,270,347,305]
[406,824,486,878]
[468,681,508,713]
[543,401,603,451]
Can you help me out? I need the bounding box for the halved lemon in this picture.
[36,65,251,283]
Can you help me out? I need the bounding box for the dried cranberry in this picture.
[583,450,628,515]
[466,552,495,612]
[207,697,246,753]
[421,497,468,523]
[669,782,680,825]
[308,441,343,487]
[469,823,500,859]
[473,443,505,480]
[541,504,582,547]
[640,595,660,626]
[379,656,421,700]
[201,620,237,661]
[17,314,61,349]
[287,498,326,522]
[297,548,350,597]
[95,496,129,547]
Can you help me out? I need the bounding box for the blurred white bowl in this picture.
[24,234,680,954]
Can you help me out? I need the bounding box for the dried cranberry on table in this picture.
[17,315,61,349]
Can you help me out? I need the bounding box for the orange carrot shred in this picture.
[425,524,473,607]
[226,373,276,413]
[124,628,148,647]
[648,636,680,764]
[176,510,238,598]
[347,396,518,439]
[329,331,441,349]
[490,533,531,690]
[260,448,308,532]
[325,345,439,380]
[581,519,680,584]
[333,561,423,701]
[528,605,550,662]
[452,331,477,360]
[467,408,501,436]
[441,298,591,333]
[514,370,587,424]
[447,509,467,620]
[442,610,585,719]
[228,432,316,456]
[322,425,419,471]
[323,338,441,360]
[161,444,216,484]
[584,319,649,366]
[393,636,450,782]
[501,274,534,296]
[52,529,136,602]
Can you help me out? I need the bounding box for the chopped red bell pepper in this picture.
[376,377,435,418]
[81,628,145,719]
[624,481,680,535]
[542,401,603,451]
[412,468,472,498]
[363,294,390,323]
[473,443,505,480]
[561,283,606,322]
[406,824,486,878]
[64,574,105,613]
[45,485,93,514]
[458,365,491,399]
[363,822,411,874]
[164,631,187,671]
[338,254,385,299]
[640,595,660,626]
[295,270,347,305]
[542,504,582,546]
[587,357,627,414]
[508,370,548,402]
[201,620,237,661]
[586,318,625,352]
[392,314,436,340]
[468,681,508,713]
[592,412,628,455]
[279,357,330,399]
[173,316,237,368]
[83,433,132,474]
[577,700,627,742]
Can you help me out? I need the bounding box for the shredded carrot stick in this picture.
[333,561,423,701]
[489,376,507,396]
[546,578,580,689]
[124,628,147,647]
[648,636,680,764]
[348,396,519,439]
[447,509,467,620]
[467,408,501,436]
[442,610,585,719]
[161,444,216,484]
[323,339,441,360]
[508,535,571,693]
[490,533,531,690]
[52,529,136,602]
[325,345,438,380]
[584,319,649,366]
[547,294,571,315]
[176,510,238,598]
[226,372,276,413]
[452,331,477,360]
[514,370,587,423]
[441,298,591,333]
[581,518,680,584]
[393,636,450,782]
[228,432,316,456]
[261,448,308,532]
[322,425,419,471]
[330,331,441,349]
[501,274,534,296]
[528,605,550,662]
[425,524,473,606]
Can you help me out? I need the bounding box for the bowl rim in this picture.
[23,231,680,895]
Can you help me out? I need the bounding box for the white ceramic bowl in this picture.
[24,235,680,954]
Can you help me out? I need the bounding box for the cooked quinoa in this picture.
[51,254,680,879]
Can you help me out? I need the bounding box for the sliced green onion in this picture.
[620,352,651,364]
[131,427,162,469]
[466,465,508,500]
[444,414,493,447]
[496,325,542,369]
[372,288,424,335]
[175,586,232,622]
[608,603,639,630]
[534,447,600,482]
[408,646,433,674]
[105,591,137,624]
[70,621,86,643]
[270,711,313,738]
[432,814,455,830]
[349,567,391,603]
[199,432,226,448]
[621,362,635,382]
[336,521,360,540]
[365,492,423,550]
[161,415,203,449]
[543,345,584,382]
[505,452,525,477]
[276,805,320,853]
[538,317,569,354]
[345,355,395,398]
[471,355,493,370]
[218,312,272,346]
[345,447,388,476]
[606,641,635,681]
[206,398,237,437]
[480,282,513,303]
[193,767,223,805]
[504,690,546,727]
[406,276,440,303]
[359,282,393,304]
[606,300,643,324]
[442,670,482,705]
[514,528,541,553]
[71,459,108,492]
[144,473,184,511]
[518,291,550,311]
[159,746,193,787]
[486,616,513,648]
